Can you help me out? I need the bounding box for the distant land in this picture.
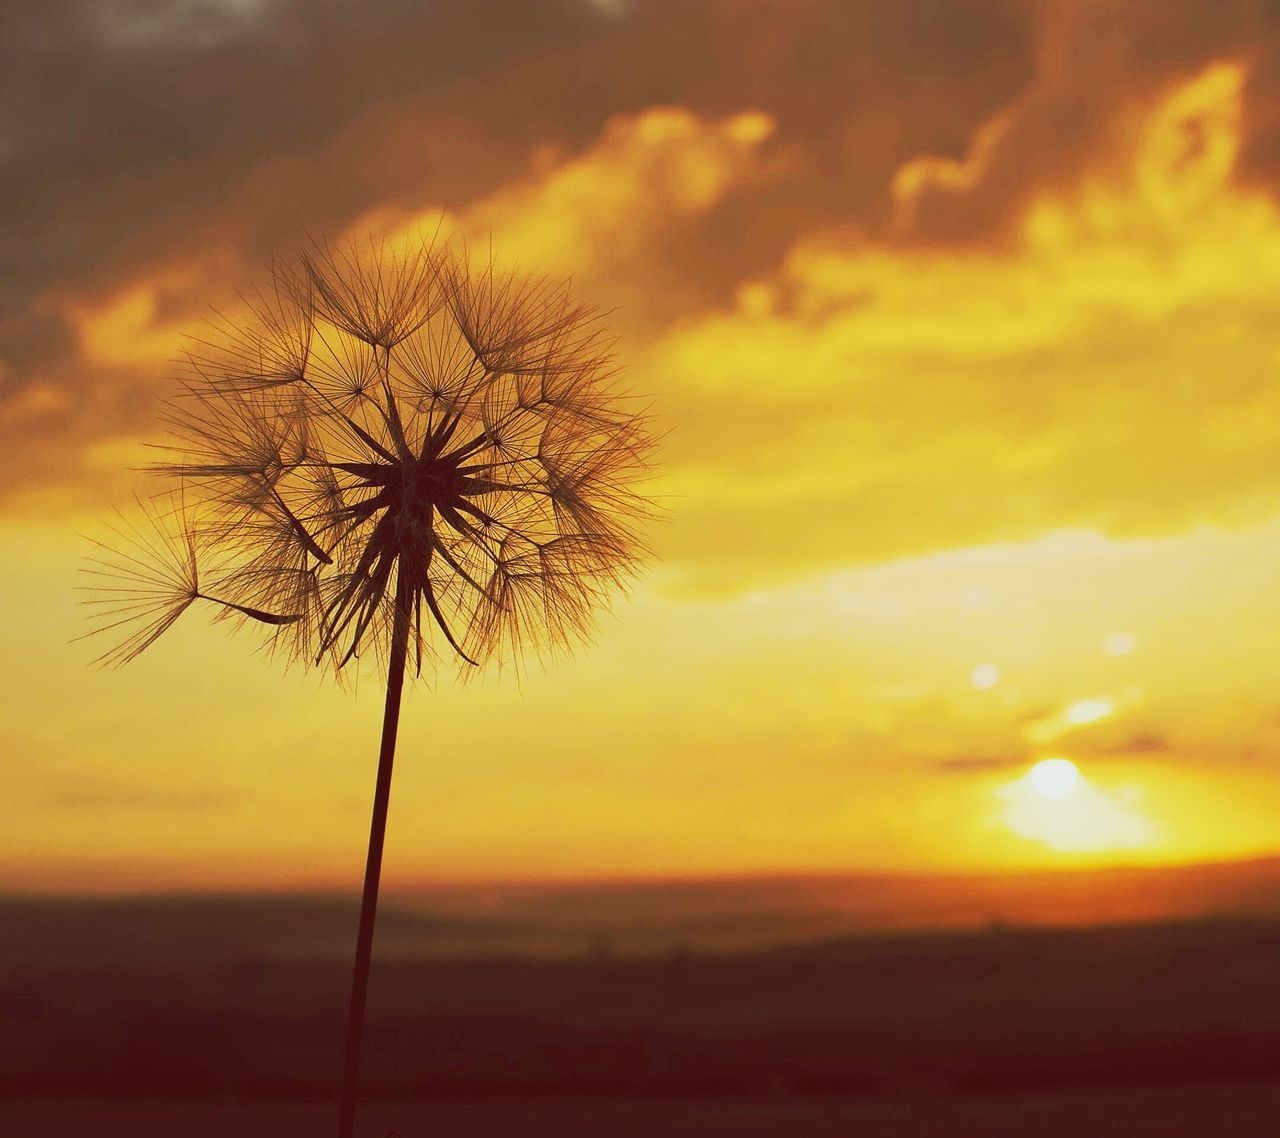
[8,853,1280,968]
[9,858,1280,1104]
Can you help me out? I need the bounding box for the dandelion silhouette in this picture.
[82,234,655,1137]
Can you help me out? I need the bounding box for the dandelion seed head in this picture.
[83,235,657,678]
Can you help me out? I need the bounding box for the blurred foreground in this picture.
[7,1084,1280,1138]
[6,863,1280,1133]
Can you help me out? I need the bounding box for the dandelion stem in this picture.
[337,564,411,1138]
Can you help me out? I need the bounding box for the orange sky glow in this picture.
[6,1,1280,891]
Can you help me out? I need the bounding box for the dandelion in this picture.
[82,234,656,1138]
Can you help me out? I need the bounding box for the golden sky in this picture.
[7,1,1280,890]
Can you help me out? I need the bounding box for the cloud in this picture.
[470,108,777,281]
[934,755,1026,774]
[9,0,1280,590]
[642,57,1280,587]
[354,106,781,335]
[893,0,1280,245]
[0,0,1031,479]
[90,0,277,51]
[44,776,242,813]
[1107,731,1172,757]
[0,102,783,513]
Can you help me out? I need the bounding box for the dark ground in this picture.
[7,1083,1280,1138]
[6,883,1280,1134]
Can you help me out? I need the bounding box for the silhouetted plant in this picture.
[83,234,655,1138]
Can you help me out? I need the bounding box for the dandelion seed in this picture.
[80,495,203,668]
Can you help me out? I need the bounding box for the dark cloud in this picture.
[933,732,1173,775]
[1108,732,1173,756]
[0,311,76,393]
[897,0,1280,245]
[6,0,1280,530]
[0,0,602,305]
[0,0,1036,504]
[45,777,242,811]
[0,0,1035,311]
[934,754,1026,774]
[0,0,612,497]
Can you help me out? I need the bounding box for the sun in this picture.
[1027,757,1080,799]
[998,757,1153,854]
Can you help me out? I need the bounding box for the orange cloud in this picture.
[642,60,1280,587]
[350,106,779,322]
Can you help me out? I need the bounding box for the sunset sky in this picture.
[7,0,1280,891]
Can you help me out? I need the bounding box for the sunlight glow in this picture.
[999,760,1154,853]
[1104,632,1137,656]
[970,663,1001,690]
[1064,698,1114,726]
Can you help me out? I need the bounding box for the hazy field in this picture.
[9,867,1280,1133]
